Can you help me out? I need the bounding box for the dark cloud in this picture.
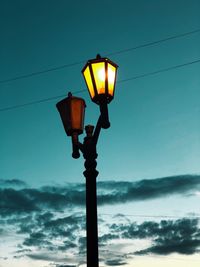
[80,217,200,261]
[57,240,77,251]
[99,233,120,244]
[1,175,200,217]
[27,253,58,261]
[98,175,200,205]
[1,211,83,260]
[0,179,27,188]
[0,185,84,216]
[0,256,8,260]
[35,211,54,227]
[98,181,132,191]
[78,236,86,253]
[136,239,200,255]
[105,259,127,266]
[15,248,32,254]
[23,231,50,247]
[0,188,38,215]
[0,175,200,219]
[42,214,85,240]
[13,214,37,234]
[2,212,200,264]
[54,265,76,267]
[1,175,200,265]
[20,214,84,252]
[21,188,75,209]
[107,218,200,255]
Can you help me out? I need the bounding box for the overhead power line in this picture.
[0,60,86,85]
[107,28,200,57]
[0,90,86,112]
[0,58,200,112]
[0,28,200,85]
[1,206,199,219]
[100,213,200,219]
[119,58,200,83]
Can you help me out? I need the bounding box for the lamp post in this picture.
[56,54,118,267]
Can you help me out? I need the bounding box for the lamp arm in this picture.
[71,133,80,159]
[78,142,84,153]
[93,115,102,145]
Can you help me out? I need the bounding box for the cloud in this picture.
[107,218,200,255]
[1,176,200,266]
[27,253,60,261]
[23,232,50,247]
[98,174,200,205]
[135,239,200,255]
[0,187,83,216]
[0,188,38,215]
[78,236,86,253]
[26,249,82,265]
[99,233,120,244]
[0,256,8,260]
[0,179,27,188]
[19,213,84,253]
[2,212,200,265]
[7,213,200,263]
[0,228,5,236]
[105,259,127,266]
[15,248,32,254]
[1,175,200,217]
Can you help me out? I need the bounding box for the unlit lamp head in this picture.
[56,92,86,137]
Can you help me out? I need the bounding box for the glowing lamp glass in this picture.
[82,55,118,104]
[83,66,95,98]
[92,62,105,95]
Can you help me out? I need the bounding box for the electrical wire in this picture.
[0,60,86,85]
[0,89,86,112]
[118,58,200,83]
[106,28,200,57]
[0,28,200,85]
[1,205,199,219]
[0,57,199,112]
[99,213,200,219]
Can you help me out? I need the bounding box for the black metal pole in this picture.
[82,125,99,267]
[84,170,99,267]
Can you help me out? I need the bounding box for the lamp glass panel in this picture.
[108,63,116,96]
[92,62,105,95]
[71,99,84,132]
[83,66,95,98]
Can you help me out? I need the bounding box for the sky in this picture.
[0,0,200,266]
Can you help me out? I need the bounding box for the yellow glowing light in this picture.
[83,66,95,98]
[82,56,118,103]
[92,62,105,94]
[96,67,106,94]
[97,66,115,82]
[108,63,116,96]
[97,68,105,82]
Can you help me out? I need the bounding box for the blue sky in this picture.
[0,0,200,266]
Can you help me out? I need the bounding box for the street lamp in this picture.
[56,54,118,267]
[56,93,86,159]
[82,54,118,129]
